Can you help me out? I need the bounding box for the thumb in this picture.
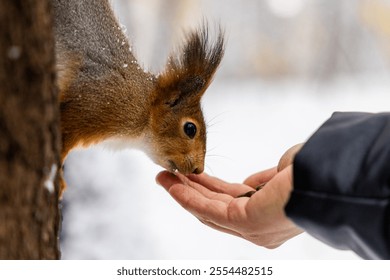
[277,143,304,172]
[243,167,277,188]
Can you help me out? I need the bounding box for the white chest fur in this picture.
[102,135,150,153]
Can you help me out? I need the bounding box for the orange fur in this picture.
[53,0,225,196]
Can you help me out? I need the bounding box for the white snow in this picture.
[61,76,390,259]
[266,0,306,18]
[7,46,21,60]
[44,164,57,194]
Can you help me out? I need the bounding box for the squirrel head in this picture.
[146,24,225,175]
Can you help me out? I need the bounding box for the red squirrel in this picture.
[53,0,224,194]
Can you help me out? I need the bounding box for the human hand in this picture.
[240,143,304,198]
[277,143,304,172]
[156,166,303,249]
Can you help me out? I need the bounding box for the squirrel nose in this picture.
[192,167,203,174]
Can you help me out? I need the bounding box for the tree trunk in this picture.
[0,0,61,259]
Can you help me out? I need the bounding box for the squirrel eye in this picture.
[184,122,197,139]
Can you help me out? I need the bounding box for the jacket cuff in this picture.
[286,112,390,259]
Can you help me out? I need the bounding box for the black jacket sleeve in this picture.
[285,112,390,259]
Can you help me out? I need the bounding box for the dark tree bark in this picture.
[0,0,61,259]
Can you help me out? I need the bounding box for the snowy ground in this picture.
[61,77,390,259]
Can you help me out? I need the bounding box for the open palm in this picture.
[156,166,302,248]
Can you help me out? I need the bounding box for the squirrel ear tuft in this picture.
[156,23,225,105]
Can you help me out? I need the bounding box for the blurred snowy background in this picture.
[61,0,390,259]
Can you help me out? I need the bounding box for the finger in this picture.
[158,171,259,239]
[243,167,278,187]
[168,183,230,225]
[246,166,294,217]
[156,171,182,192]
[187,173,254,197]
[277,143,303,171]
[177,172,236,203]
[170,183,251,232]
[157,171,234,203]
[158,171,251,230]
